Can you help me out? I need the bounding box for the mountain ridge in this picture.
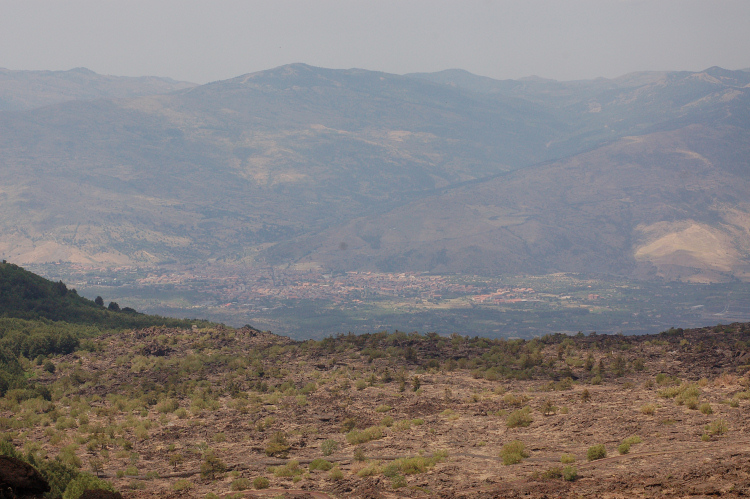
[0,64,748,283]
[0,66,196,111]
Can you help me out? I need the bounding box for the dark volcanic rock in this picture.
[79,490,124,499]
[0,456,50,497]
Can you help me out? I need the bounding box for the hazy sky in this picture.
[1,0,748,83]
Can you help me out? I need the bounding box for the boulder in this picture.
[0,456,50,497]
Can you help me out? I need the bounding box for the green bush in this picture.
[587,444,606,461]
[506,407,533,428]
[560,453,575,464]
[640,403,656,415]
[563,465,578,481]
[253,476,270,489]
[699,402,713,415]
[621,435,642,446]
[321,439,339,456]
[392,474,407,488]
[387,451,447,475]
[357,462,381,477]
[230,477,251,491]
[265,431,290,457]
[272,460,302,478]
[62,472,116,499]
[172,479,192,491]
[501,440,529,465]
[617,443,630,454]
[705,418,728,436]
[199,449,226,479]
[329,467,344,481]
[309,458,333,471]
[346,426,383,445]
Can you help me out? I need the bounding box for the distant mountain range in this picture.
[1,64,749,283]
[0,67,196,111]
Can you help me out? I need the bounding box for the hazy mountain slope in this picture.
[0,67,196,111]
[409,66,750,153]
[0,64,568,265]
[273,123,750,282]
[0,64,748,282]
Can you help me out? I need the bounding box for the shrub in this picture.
[376,405,392,412]
[61,472,116,499]
[156,399,179,413]
[329,467,344,481]
[253,476,270,489]
[699,402,713,415]
[172,479,192,491]
[357,462,381,477]
[388,451,447,475]
[353,447,366,462]
[539,466,562,479]
[392,474,407,488]
[560,453,575,464]
[199,449,226,479]
[540,398,557,416]
[587,444,606,461]
[265,431,290,457]
[705,419,728,436]
[640,404,656,415]
[503,393,526,407]
[346,426,383,445]
[506,407,532,428]
[58,445,82,469]
[321,439,339,456]
[501,440,529,465]
[272,460,302,478]
[617,443,630,454]
[622,435,642,446]
[563,465,578,481]
[309,458,333,471]
[230,477,251,491]
[168,452,184,470]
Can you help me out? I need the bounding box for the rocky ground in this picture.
[4,324,750,498]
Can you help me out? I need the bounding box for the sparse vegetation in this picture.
[0,272,747,498]
[321,438,339,456]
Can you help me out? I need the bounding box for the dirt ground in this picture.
[9,324,750,498]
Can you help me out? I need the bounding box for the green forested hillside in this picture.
[0,262,208,395]
[0,261,201,329]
